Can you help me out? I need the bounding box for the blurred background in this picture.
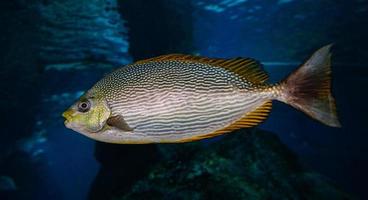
[0,0,367,199]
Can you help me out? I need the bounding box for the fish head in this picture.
[62,92,111,136]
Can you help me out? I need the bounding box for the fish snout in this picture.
[62,110,73,125]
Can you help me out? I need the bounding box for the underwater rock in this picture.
[0,176,17,191]
[197,0,248,13]
[37,0,131,67]
[110,129,351,200]
[16,127,47,159]
[88,144,159,200]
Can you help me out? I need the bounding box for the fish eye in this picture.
[78,100,91,113]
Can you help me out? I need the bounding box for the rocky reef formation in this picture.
[90,129,351,200]
[38,0,130,67]
[0,0,131,199]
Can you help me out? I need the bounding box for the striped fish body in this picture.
[63,45,340,144]
[90,55,274,143]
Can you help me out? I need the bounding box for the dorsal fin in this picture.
[134,54,269,84]
[176,100,272,143]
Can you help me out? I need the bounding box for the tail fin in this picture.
[276,44,341,127]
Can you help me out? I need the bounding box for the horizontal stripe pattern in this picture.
[92,60,272,142]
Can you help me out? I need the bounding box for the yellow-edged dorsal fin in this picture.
[134,54,269,84]
[176,100,272,143]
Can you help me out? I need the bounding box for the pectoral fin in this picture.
[106,115,134,132]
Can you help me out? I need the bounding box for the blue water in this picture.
[0,0,367,199]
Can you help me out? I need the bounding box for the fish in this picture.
[62,45,340,144]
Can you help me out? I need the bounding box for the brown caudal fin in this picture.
[276,44,341,127]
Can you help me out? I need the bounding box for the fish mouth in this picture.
[62,110,72,127]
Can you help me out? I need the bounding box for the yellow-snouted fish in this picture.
[62,45,340,144]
